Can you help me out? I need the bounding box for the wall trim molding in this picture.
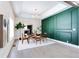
[0,39,15,58]
[48,38,79,49]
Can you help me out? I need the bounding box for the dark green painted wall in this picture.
[78,8,79,45]
[42,7,79,45]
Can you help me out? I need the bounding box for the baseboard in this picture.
[48,38,79,49]
[7,39,15,57]
[0,39,15,58]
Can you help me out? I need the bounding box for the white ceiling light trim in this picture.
[11,1,72,19]
[11,1,60,19]
[72,1,79,6]
[41,3,72,19]
[72,1,78,5]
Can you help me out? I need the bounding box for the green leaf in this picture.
[15,22,26,30]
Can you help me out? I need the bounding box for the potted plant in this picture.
[15,22,25,40]
[37,26,41,34]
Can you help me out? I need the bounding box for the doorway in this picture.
[27,25,32,34]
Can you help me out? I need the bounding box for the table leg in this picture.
[27,38,29,44]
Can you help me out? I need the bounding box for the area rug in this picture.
[17,38,55,50]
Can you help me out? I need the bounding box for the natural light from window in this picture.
[9,18,14,41]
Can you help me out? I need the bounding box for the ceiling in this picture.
[11,1,72,19]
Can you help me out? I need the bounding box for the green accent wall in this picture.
[42,7,79,45]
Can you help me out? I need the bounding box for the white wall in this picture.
[9,18,14,41]
[14,17,41,38]
[0,1,15,57]
[41,2,72,19]
[0,1,15,45]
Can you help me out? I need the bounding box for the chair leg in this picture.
[22,40,23,44]
[27,39,29,44]
[22,38,23,44]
